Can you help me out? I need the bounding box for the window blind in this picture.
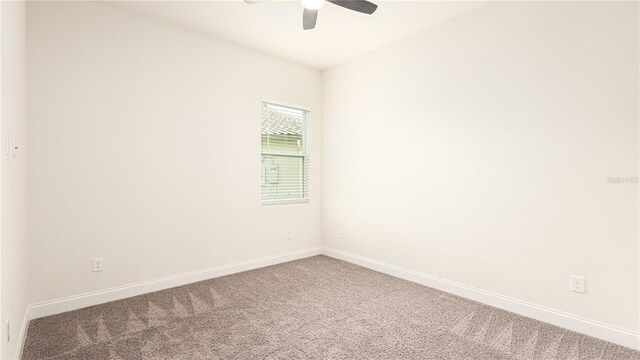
[261,102,310,204]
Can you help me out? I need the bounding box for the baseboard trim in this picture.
[322,247,640,351]
[15,306,31,360]
[29,247,322,320]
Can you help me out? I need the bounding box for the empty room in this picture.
[1,0,638,359]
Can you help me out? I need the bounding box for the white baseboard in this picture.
[14,306,31,360]
[23,246,640,351]
[29,247,322,320]
[322,247,640,351]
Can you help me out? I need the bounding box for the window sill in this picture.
[261,198,310,206]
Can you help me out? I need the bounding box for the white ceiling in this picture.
[116,1,488,70]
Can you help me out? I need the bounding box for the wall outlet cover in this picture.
[571,276,585,293]
[93,258,104,272]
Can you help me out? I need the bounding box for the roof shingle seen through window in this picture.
[262,104,303,136]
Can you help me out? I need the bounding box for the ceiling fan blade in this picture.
[327,0,377,14]
[303,8,318,30]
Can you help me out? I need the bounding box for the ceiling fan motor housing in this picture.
[301,0,325,10]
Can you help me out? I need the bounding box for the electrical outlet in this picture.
[570,276,585,293]
[285,231,293,241]
[6,319,10,343]
[338,229,344,239]
[93,258,104,272]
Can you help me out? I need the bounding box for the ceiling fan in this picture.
[244,0,378,30]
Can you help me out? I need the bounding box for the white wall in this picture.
[23,0,640,344]
[1,1,29,359]
[323,1,639,333]
[27,1,322,304]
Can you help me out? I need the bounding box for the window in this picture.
[261,101,310,204]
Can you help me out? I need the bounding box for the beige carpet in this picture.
[23,256,639,359]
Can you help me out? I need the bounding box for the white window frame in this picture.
[260,99,311,206]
